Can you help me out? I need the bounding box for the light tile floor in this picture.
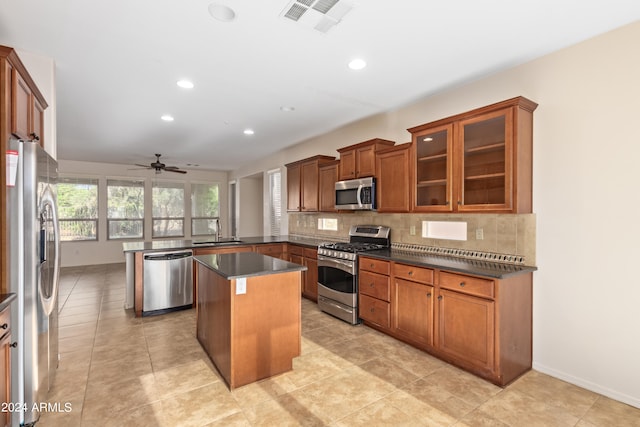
[38,263,640,427]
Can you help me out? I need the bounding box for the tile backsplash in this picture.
[288,212,536,266]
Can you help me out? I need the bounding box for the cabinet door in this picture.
[286,164,301,211]
[437,289,494,371]
[412,124,453,212]
[457,108,513,211]
[339,149,356,180]
[376,145,410,213]
[303,256,318,301]
[355,145,376,178]
[300,161,319,212]
[318,163,338,212]
[393,279,433,347]
[32,97,45,147]
[0,330,9,427]
[11,68,31,140]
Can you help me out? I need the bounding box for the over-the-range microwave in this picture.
[335,177,376,210]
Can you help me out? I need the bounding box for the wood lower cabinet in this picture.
[0,305,12,427]
[357,255,532,386]
[254,243,285,260]
[392,263,434,348]
[288,244,318,301]
[358,266,391,330]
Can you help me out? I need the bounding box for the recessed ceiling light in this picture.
[161,115,174,122]
[280,106,295,112]
[177,80,194,89]
[243,129,254,135]
[208,3,236,22]
[348,58,367,70]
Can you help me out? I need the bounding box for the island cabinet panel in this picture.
[196,262,302,389]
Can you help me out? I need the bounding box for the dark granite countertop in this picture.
[0,293,17,312]
[359,249,537,279]
[194,252,307,280]
[124,235,535,280]
[122,235,324,253]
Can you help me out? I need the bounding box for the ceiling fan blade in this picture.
[133,164,152,168]
[163,166,187,174]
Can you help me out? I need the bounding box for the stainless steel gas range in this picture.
[317,225,391,324]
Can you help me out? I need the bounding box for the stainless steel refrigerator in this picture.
[7,139,60,426]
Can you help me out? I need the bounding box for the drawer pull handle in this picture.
[426,293,431,298]
[459,282,466,287]
[408,271,413,276]
[438,296,443,301]
[370,308,375,313]
[10,342,17,348]
[370,263,375,268]
[369,283,374,287]
[0,323,7,330]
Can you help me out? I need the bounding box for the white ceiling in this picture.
[1,1,639,172]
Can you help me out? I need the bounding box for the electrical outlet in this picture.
[409,225,416,235]
[476,228,484,240]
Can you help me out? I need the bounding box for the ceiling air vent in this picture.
[281,0,353,33]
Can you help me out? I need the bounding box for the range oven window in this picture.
[318,265,356,294]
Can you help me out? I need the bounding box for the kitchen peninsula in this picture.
[194,252,306,389]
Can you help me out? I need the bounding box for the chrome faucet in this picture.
[215,218,221,240]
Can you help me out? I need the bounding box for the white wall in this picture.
[58,159,228,267]
[237,175,263,237]
[230,22,640,408]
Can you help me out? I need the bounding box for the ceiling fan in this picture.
[134,153,187,174]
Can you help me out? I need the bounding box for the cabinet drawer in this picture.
[303,248,317,259]
[288,245,304,256]
[359,271,390,301]
[359,257,390,275]
[393,263,434,284]
[439,272,494,299]
[359,294,390,328]
[255,244,283,256]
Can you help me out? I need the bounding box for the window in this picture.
[152,181,184,238]
[57,177,98,241]
[107,179,144,239]
[191,183,219,236]
[268,169,281,236]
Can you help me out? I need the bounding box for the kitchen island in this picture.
[194,252,306,389]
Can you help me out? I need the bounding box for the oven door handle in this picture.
[317,255,355,275]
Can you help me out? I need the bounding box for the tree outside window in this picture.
[191,183,219,236]
[107,179,144,239]
[152,181,184,238]
[57,177,98,241]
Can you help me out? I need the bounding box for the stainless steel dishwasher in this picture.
[143,249,193,316]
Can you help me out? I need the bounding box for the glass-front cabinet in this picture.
[413,124,453,211]
[409,97,537,213]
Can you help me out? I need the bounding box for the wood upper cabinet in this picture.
[318,160,339,212]
[285,155,336,212]
[408,97,537,213]
[337,138,395,180]
[375,144,411,213]
[10,63,47,146]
